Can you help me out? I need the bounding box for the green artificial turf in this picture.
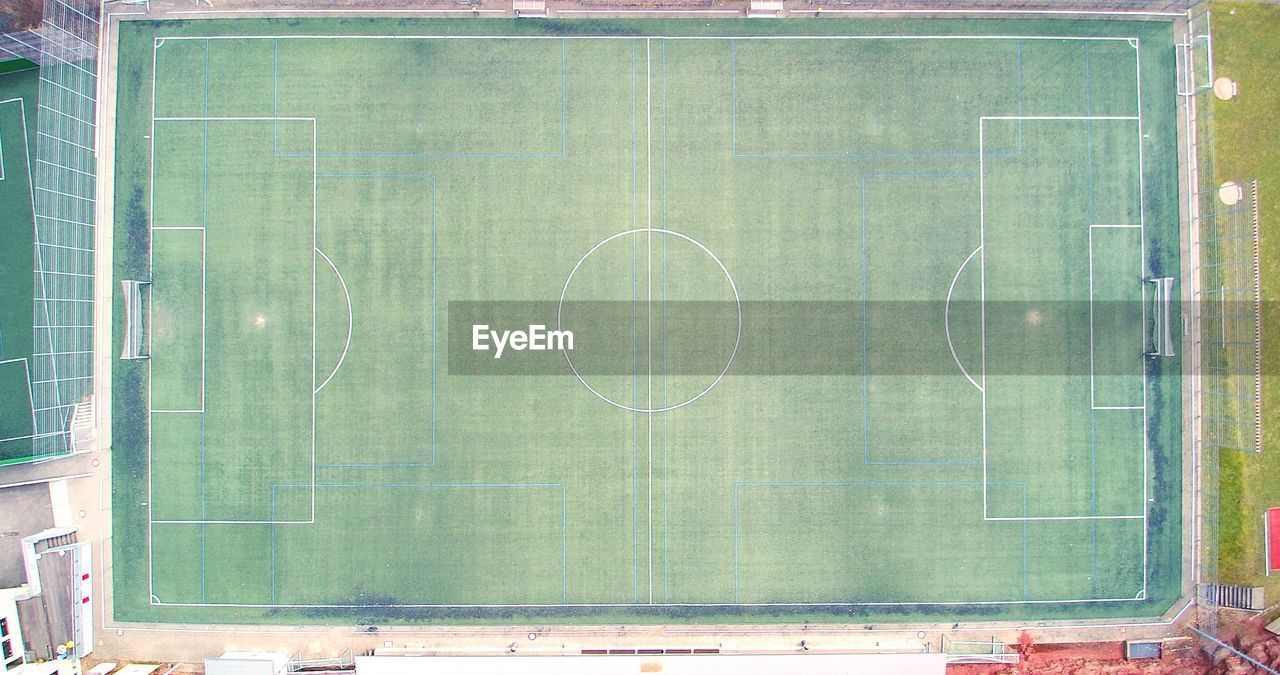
[110,17,1183,625]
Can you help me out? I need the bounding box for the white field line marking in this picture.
[645,37,654,606]
[978,115,1149,540]
[558,9,742,13]
[142,31,1159,608]
[1090,225,1095,408]
[106,599,1191,631]
[945,246,983,392]
[311,117,318,527]
[981,115,1139,121]
[23,358,33,440]
[155,34,1142,42]
[986,514,1144,522]
[154,116,312,121]
[147,35,159,603]
[978,119,988,519]
[144,107,320,551]
[313,246,352,395]
[1135,38,1150,599]
[789,8,1183,16]
[0,99,7,181]
[150,409,201,414]
[201,229,206,411]
[16,96,64,444]
[168,8,508,14]
[153,519,309,525]
[153,228,205,412]
[0,432,70,443]
[557,228,741,413]
[152,226,205,230]
[1182,10,1204,586]
[153,594,1149,609]
[0,358,35,444]
[1091,227,1145,408]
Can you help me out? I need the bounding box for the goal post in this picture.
[120,280,150,361]
[1177,5,1214,97]
[1145,276,1175,358]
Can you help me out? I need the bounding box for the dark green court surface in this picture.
[0,61,40,465]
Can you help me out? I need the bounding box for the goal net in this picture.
[120,280,150,361]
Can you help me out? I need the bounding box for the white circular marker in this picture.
[1213,77,1238,101]
[1219,181,1244,206]
[558,228,741,413]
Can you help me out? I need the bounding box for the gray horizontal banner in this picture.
[442,300,1242,377]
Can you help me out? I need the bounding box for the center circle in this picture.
[557,228,741,413]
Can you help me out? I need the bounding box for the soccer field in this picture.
[109,18,1185,624]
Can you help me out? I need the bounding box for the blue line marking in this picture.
[1016,39,1024,152]
[275,40,568,160]
[273,37,279,151]
[1022,486,1030,600]
[729,38,1055,159]
[309,173,439,469]
[731,40,983,159]
[561,38,568,156]
[431,173,438,468]
[199,38,209,605]
[1085,43,1099,599]
[661,42,670,601]
[732,485,740,602]
[733,481,1031,603]
[279,482,562,489]
[271,482,567,603]
[630,39,640,604]
[201,39,210,227]
[1086,41,1095,224]
[730,39,736,155]
[562,485,569,603]
[1090,414,1099,597]
[858,173,982,466]
[859,178,870,467]
[270,485,277,604]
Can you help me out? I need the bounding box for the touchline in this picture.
[472,324,574,359]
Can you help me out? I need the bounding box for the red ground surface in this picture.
[947,636,1210,674]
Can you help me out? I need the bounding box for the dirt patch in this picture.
[948,637,1210,674]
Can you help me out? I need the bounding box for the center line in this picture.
[645,37,654,607]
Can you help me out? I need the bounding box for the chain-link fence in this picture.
[1,0,100,460]
[32,0,99,460]
[804,0,1197,11]
[1180,1,1264,649]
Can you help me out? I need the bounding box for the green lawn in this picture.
[111,18,1183,625]
[1208,2,1280,587]
[0,60,38,463]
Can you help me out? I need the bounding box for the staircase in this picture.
[1201,584,1266,611]
[70,396,95,453]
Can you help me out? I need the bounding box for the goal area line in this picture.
[145,109,318,604]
